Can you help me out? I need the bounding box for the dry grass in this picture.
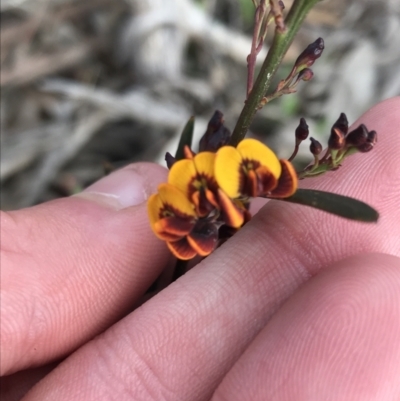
[1,0,399,209]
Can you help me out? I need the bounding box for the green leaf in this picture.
[175,116,195,161]
[279,189,379,222]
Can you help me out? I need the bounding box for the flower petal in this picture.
[152,230,182,242]
[214,146,242,198]
[157,183,196,217]
[255,165,278,196]
[187,221,219,256]
[204,188,219,209]
[154,216,194,238]
[237,138,281,179]
[168,159,197,198]
[217,189,244,228]
[268,160,298,198]
[147,193,164,228]
[192,188,219,217]
[243,169,258,197]
[167,238,197,260]
[193,151,216,180]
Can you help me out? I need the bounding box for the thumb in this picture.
[0,162,170,376]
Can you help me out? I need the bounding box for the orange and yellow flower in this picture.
[168,151,245,228]
[147,183,219,260]
[147,138,298,260]
[214,138,297,199]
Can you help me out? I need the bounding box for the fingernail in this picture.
[75,164,162,210]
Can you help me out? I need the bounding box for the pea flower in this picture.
[214,138,298,199]
[147,183,219,260]
[168,151,245,228]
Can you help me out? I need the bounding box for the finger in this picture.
[0,363,57,401]
[21,98,400,401]
[212,253,400,401]
[0,163,170,375]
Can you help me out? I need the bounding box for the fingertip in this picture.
[77,162,168,210]
[0,162,171,375]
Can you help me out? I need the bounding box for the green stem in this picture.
[229,0,321,147]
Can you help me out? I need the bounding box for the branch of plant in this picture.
[247,0,267,96]
[230,0,322,147]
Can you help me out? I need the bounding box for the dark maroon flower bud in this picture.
[295,118,309,142]
[333,112,349,136]
[199,110,231,152]
[356,143,374,153]
[297,68,314,82]
[310,137,322,155]
[165,152,176,169]
[294,38,324,71]
[345,124,368,146]
[357,130,377,153]
[328,126,346,150]
[367,130,377,145]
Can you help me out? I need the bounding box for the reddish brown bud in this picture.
[199,110,231,152]
[345,124,368,146]
[298,68,314,82]
[356,142,374,153]
[310,137,322,155]
[367,130,377,145]
[328,127,346,150]
[183,145,195,159]
[333,113,349,136]
[295,118,309,141]
[165,152,176,169]
[356,130,378,153]
[294,38,324,71]
[278,1,285,10]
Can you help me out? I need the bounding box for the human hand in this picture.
[1,98,400,401]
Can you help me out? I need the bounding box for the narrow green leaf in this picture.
[175,116,195,161]
[279,189,379,222]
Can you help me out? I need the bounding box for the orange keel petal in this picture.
[154,216,194,237]
[217,189,244,228]
[187,221,219,256]
[268,159,298,198]
[167,238,197,260]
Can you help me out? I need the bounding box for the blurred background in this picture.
[1,0,399,210]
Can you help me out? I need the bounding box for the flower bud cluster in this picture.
[261,38,324,106]
[293,113,377,179]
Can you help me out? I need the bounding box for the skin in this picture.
[1,97,400,401]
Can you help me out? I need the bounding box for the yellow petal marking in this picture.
[168,159,197,197]
[157,183,196,217]
[237,138,281,179]
[147,193,163,227]
[193,151,216,180]
[214,146,242,198]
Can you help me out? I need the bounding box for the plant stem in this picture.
[247,0,267,96]
[230,0,321,147]
[172,258,188,282]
